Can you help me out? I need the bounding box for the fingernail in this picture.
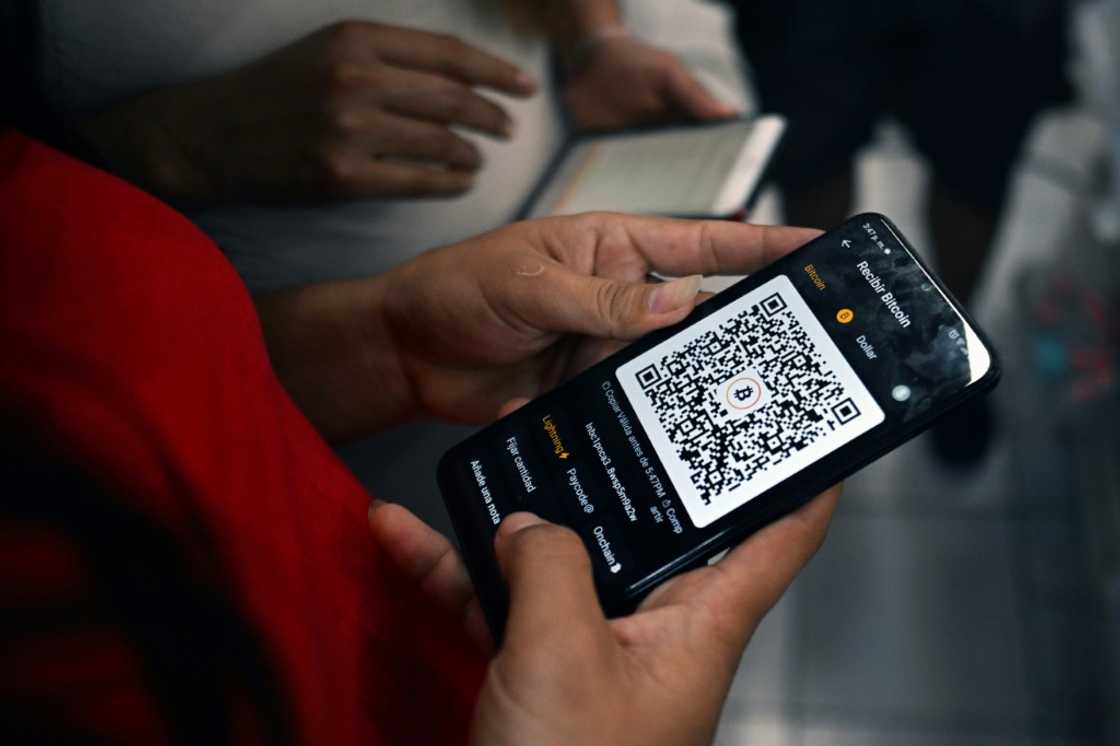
[494,511,545,547]
[502,116,516,138]
[452,145,480,169]
[515,71,537,93]
[648,274,702,314]
[367,500,385,520]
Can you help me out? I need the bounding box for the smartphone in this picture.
[437,213,1000,637]
[522,116,785,219]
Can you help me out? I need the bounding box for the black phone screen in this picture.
[438,214,999,628]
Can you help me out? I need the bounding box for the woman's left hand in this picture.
[257,213,817,443]
[563,35,738,132]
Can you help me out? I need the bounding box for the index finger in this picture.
[672,485,839,656]
[584,214,822,278]
[374,27,536,96]
[713,485,840,617]
[662,67,739,121]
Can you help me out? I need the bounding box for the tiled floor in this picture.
[714,110,1118,745]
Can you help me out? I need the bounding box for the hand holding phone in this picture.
[370,489,838,745]
[439,214,1000,636]
[370,214,818,428]
[262,213,814,445]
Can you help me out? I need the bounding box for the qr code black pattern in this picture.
[638,292,858,505]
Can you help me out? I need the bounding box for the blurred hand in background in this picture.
[562,31,739,132]
[80,20,536,204]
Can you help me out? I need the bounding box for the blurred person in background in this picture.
[37,0,750,526]
[728,0,1072,463]
[41,0,745,285]
[2,2,838,743]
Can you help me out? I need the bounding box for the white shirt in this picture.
[42,0,751,288]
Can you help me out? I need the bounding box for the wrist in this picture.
[78,86,218,203]
[558,0,625,67]
[254,274,418,444]
[562,26,631,75]
[567,0,623,36]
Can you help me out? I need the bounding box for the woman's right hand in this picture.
[370,485,839,746]
[256,214,817,444]
[80,21,536,203]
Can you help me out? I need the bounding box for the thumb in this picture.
[663,67,738,120]
[512,263,703,341]
[494,512,610,648]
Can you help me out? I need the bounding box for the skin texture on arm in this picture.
[255,214,818,445]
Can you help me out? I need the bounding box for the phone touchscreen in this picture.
[439,214,998,620]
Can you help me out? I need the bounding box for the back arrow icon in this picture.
[841,239,852,248]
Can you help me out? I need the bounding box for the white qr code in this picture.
[617,274,883,528]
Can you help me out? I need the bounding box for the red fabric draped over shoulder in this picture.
[0,131,485,746]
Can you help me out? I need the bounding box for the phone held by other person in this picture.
[522,116,785,219]
[438,213,1000,637]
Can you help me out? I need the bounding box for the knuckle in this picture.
[437,135,471,164]
[324,62,367,95]
[579,210,616,226]
[511,523,584,562]
[432,134,458,160]
[321,150,357,188]
[696,220,719,266]
[433,31,464,53]
[327,107,366,136]
[324,19,369,49]
[479,102,508,130]
[655,48,681,68]
[440,89,474,123]
[664,67,687,89]
[445,96,467,121]
[593,280,637,335]
[638,94,667,116]
[567,211,610,246]
[436,36,470,75]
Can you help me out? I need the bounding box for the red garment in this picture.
[0,131,486,744]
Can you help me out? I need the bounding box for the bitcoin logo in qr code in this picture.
[617,275,884,529]
[719,369,765,413]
